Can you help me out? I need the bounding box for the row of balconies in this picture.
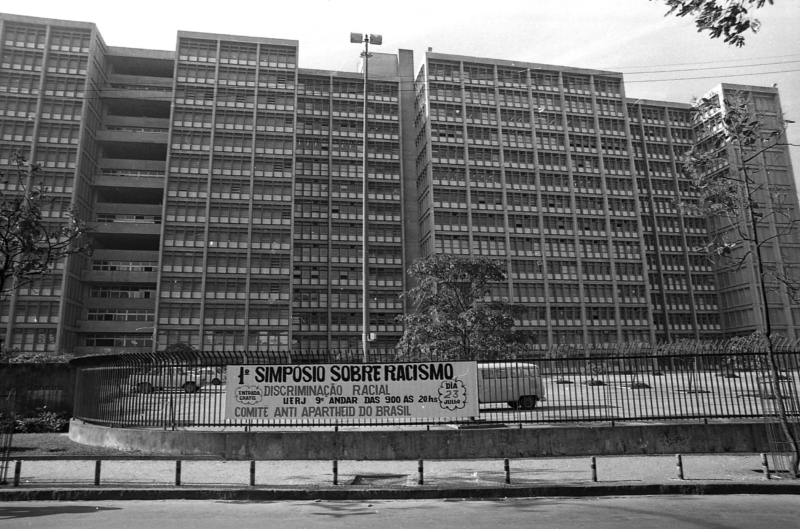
[75,71,169,349]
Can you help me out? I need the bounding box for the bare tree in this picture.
[680,91,800,477]
[0,150,91,301]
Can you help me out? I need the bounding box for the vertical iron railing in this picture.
[70,350,800,429]
[0,389,16,485]
[758,370,800,476]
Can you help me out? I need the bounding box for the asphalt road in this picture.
[1,496,798,529]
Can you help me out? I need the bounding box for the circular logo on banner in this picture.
[438,379,467,411]
[235,385,263,405]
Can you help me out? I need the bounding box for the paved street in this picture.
[1,496,798,529]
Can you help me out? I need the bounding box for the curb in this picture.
[2,482,799,501]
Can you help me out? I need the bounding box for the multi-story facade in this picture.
[413,53,736,345]
[689,84,800,340]
[0,13,798,356]
[0,16,101,354]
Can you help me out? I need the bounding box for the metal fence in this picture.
[0,389,16,485]
[759,373,800,476]
[71,349,800,429]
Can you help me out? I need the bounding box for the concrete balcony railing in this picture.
[76,320,156,334]
[73,345,155,357]
[81,270,158,283]
[96,129,168,144]
[89,222,161,236]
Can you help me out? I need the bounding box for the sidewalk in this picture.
[2,453,799,501]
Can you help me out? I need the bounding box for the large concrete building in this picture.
[1,13,798,356]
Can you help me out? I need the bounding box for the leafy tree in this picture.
[0,150,90,301]
[654,0,774,46]
[396,254,526,361]
[680,92,799,477]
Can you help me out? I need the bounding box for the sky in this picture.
[4,0,800,172]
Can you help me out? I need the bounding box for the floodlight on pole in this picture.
[350,32,382,363]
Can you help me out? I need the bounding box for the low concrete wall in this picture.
[70,420,772,460]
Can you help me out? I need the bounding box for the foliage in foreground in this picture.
[655,0,774,47]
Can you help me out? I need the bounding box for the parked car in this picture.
[128,367,204,394]
[187,366,226,386]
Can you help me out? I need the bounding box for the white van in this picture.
[477,362,545,410]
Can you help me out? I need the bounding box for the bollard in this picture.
[504,459,511,485]
[13,460,21,487]
[175,460,182,486]
[418,459,424,485]
[332,460,338,485]
[676,454,684,480]
[94,460,102,486]
[590,456,597,482]
[250,460,256,487]
[761,453,771,480]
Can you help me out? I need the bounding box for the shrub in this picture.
[584,379,606,386]
[8,407,71,433]
[3,351,74,363]
[0,412,13,432]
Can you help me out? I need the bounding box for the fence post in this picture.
[0,390,17,486]
[175,460,182,486]
[94,460,101,486]
[13,460,21,487]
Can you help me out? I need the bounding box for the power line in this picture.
[600,53,800,70]
[625,68,800,83]
[624,59,800,75]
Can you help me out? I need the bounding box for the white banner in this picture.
[224,362,479,421]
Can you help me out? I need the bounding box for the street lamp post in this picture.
[350,33,381,363]
[135,326,159,351]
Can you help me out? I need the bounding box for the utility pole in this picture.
[350,33,382,363]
